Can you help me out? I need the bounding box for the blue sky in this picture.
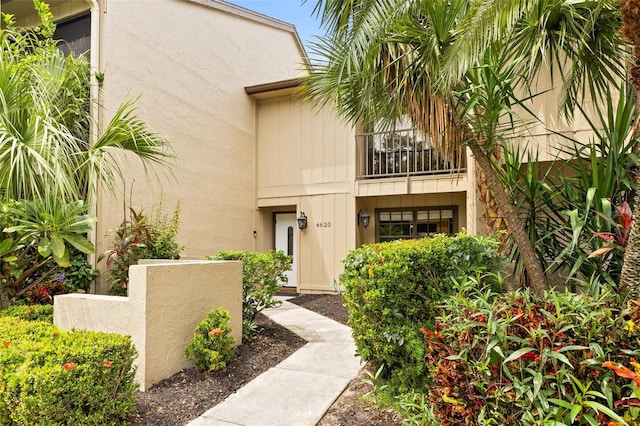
[226,0,325,50]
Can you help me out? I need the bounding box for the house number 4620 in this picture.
[316,222,331,228]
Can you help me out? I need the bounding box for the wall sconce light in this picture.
[297,212,308,230]
[358,209,371,229]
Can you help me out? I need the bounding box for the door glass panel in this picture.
[287,226,294,257]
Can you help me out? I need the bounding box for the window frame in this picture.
[375,206,458,242]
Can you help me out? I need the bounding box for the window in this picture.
[54,13,91,57]
[377,207,456,242]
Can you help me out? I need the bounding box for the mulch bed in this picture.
[128,312,305,425]
[128,293,401,425]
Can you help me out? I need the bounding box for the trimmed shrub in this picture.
[341,232,505,390]
[0,304,53,322]
[185,308,236,371]
[421,287,637,425]
[209,250,291,338]
[0,317,138,425]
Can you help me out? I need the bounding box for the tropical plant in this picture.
[420,286,638,425]
[0,198,96,308]
[209,250,290,339]
[101,204,183,295]
[0,2,174,205]
[0,1,173,304]
[498,86,638,291]
[304,0,628,296]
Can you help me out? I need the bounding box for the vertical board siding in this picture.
[257,97,355,191]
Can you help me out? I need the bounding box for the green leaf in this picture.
[62,234,94,254]
[52,248,70,268]
[582,413,598,426]
[0,238,15,255]
[570,404,581,423]
[50,234,65,259]
[582,401,627,425]
[38,236,51,257]
[557,345,590,353]
[547,350,573,367]
[503,347,536,364]
[532,370,542,397]
[548,398,574,410]
[3,225,23,233]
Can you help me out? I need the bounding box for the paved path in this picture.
[188,298,363,426]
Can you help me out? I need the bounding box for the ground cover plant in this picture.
[419,286,638,425]
[0,308,138,425]
[209,250,291,338]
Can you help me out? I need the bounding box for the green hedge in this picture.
[0,304,53,322]
[341,232,505,390]
[0,316,138,425]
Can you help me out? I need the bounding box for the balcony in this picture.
[356,128,466,179]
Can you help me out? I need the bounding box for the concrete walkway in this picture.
[188,298,364,426]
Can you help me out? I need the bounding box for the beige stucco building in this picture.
[4,0,596,294]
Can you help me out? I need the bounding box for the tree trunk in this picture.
[619,0,640,297]
[621,174,640,297]
[0,287,9,310]
[468,142,548,296]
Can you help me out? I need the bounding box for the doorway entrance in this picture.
[274,213,297,288]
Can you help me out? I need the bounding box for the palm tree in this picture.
[0,6,174,205]
[618,0,640,297]
[0,3,174,307]
[304,0,626,296]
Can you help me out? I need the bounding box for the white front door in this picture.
[275,213,297,287]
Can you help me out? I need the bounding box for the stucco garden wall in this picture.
[54,260,242,391]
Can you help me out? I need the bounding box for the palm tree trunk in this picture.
[468,142,548,296]
[621,175,640,297]
[619,0,640,297]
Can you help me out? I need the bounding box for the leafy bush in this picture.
[341,232,505,390]
[420,287,638,425]
[12,253,98,306]
[62,252,100,294]
[0,199,97,308]
[185,308,236,371]
[209,250,291,338]
[101,204,183,295]
[0,317,138,425]
[0,304,53,322]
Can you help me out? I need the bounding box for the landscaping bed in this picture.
[129,312,304,425]
[129,294,400,425]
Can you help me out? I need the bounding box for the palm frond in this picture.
[87,100,175,198]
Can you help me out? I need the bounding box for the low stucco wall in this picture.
[54,260,242,390]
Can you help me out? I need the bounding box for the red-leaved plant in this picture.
[590,200,633,258]
[422,286,636,425]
